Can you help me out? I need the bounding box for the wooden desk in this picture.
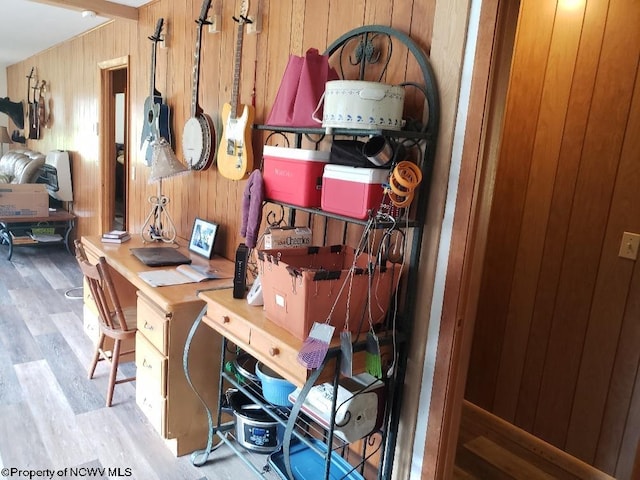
[198,288,392,387]
[0,209,75,260]
[81,235,234,456]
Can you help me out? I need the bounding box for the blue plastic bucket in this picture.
[255,362,296,407]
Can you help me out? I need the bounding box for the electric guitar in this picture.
[141,18,172,166]
[182,0,215,171]
[218,0,254,181]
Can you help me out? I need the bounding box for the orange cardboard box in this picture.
[257,245,400,340]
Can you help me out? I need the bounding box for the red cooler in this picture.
[263,146,330,207]
[321,165,390,219]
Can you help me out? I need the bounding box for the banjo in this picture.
[182,0,215,171]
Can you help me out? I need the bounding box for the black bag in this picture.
[329,140,379,168]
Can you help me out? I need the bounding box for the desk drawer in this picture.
[135,333,167,397]
[137,295,169,355]
[249,329,305,382]
[204,303,251,345]
[136,377,166,437]
[83,278,95,307]
[83,304,100,344]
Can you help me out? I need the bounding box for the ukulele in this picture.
[140,18,172,166]
[217,0,254,181]
[182,0,215,171]
[26,68,39,140]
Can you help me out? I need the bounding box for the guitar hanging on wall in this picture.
[217,0,254,181]
[182,0,215,171]
[140,18,172,166]
[26,67,40,140]
[37,80,47,129]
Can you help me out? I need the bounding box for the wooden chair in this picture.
[74,240,136,407]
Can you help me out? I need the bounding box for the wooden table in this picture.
[0,209,75,260]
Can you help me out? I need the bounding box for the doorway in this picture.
[99,56,129,234]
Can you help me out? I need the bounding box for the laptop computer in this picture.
[130,247,192,267]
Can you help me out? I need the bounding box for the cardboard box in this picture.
[321,165,390,219]
[257,245,400,340]
[263,226,312,249]
[263,146,330,207]
[0,184,49,218]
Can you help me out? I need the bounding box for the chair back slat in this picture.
[74,240,132,333]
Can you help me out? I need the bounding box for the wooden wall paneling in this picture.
[364,0,393,26]
[128,16,146,238]
[202,42,223,250]
[514,0,610,433]
[249,3,270,127]
[594,68,640,476]
[575,21,640,470]
[633,440,640,480]
[390,1,424,121]
[174,0,197,240]
[130,11,149,237]
[248,5,271,225]
[171,0,195,239]
[289,0,304,54]
[592,65,640,478]
[533,0,639,451]
[465,0,555,410]
[260,0,293,124]
[300,0,330,53]
[406,0,436,57]
[566,48,640,463]
[491,1,586,423]
[165,0,188,151]
[616,339,640,479]
[156,3,190,243]
[207,0,225,246]
[327,0,365,54]
[363,0,394,82]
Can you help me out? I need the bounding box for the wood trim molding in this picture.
[29,0,138,20]
[99,56,129,235]
[421,0,520,478]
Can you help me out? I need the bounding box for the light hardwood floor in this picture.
[0,245,280,480]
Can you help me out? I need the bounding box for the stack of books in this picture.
[101,230,131,244]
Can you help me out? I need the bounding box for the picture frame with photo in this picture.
[188,218,219,259]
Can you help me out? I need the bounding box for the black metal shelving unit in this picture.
[188,25,439,480]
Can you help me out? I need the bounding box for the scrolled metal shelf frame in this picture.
[255,24,440,480]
